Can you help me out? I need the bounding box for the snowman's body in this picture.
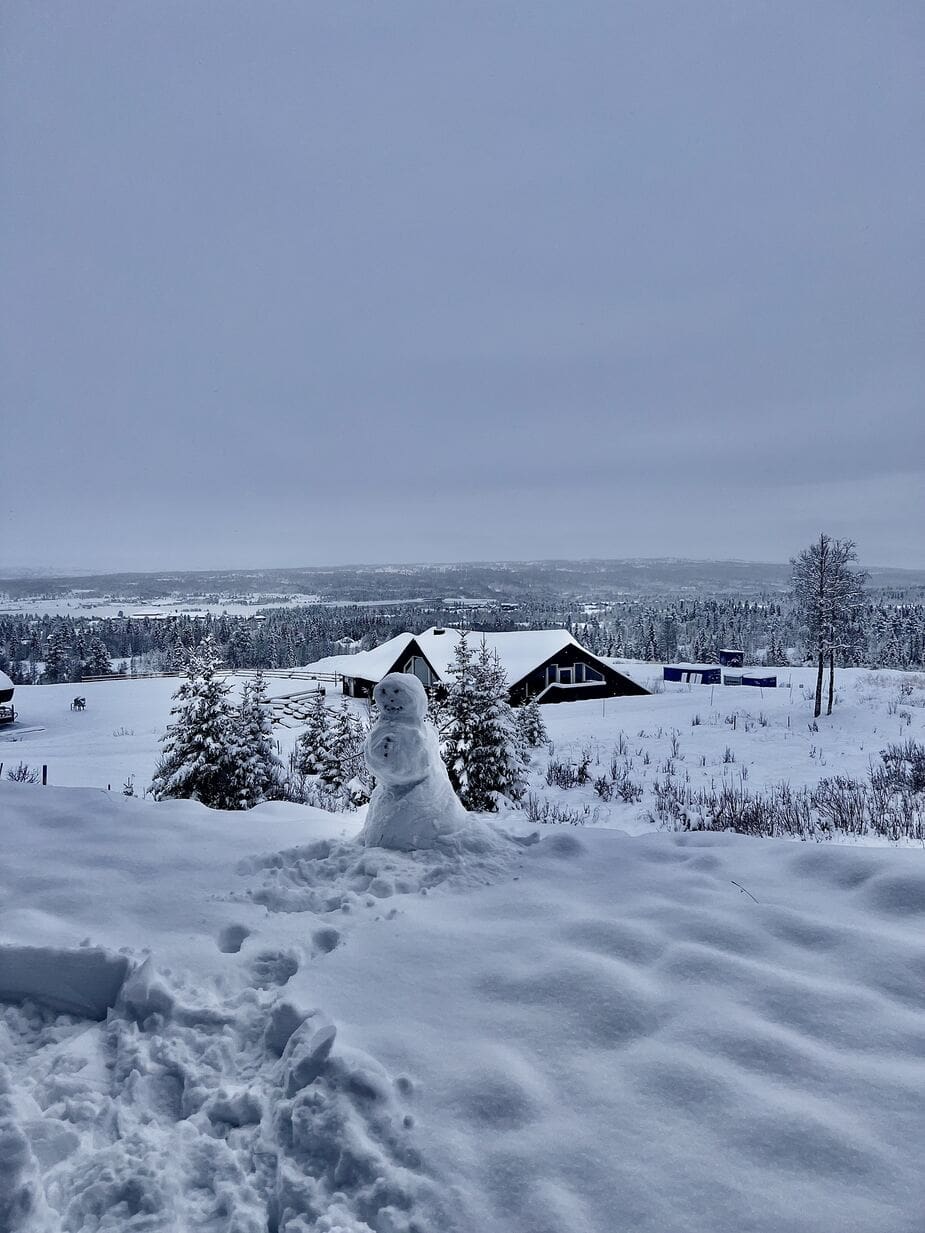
[361,673,467,850]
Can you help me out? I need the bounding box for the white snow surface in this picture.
[2,776,925,1231]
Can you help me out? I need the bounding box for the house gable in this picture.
[509,642,648,704]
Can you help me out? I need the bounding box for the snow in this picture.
[2,766,925,1229]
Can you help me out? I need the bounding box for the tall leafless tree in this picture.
[791,534,867,718]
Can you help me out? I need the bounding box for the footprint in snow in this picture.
[249,949,299,988]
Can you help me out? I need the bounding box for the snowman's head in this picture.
[374,672,428,722]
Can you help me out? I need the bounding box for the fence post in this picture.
[42,764,48,786]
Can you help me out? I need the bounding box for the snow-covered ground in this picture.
[3,665,925,1229]
[4,666,923,833]
[2,781,925,1231]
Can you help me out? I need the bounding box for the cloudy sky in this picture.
[2,1,922,571]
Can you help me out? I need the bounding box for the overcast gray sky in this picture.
[1,1,922,572]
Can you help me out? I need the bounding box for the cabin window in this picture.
[546,664,558,685]
[403,656,432,685]
[574,664,585,683]
[583,664,604,683]
[559,668,572,685]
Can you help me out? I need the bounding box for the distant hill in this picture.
[2,558,924,605]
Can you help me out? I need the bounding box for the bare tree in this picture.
[825,539,867,714]
[791,533,866,718]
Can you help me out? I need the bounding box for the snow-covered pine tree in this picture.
[232,671,284,808]
[441,631,478,806]
[150,637,241,808]
[319,696,367,796]
[291,689,332,777]
[516,697,548,750]
[442,634,526,811]
[42,625,71,683]
[84,637,112,677]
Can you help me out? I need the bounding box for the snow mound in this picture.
[239,817,529,917]
[0,944,130,1019]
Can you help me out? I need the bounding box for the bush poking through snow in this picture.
[524,793,603,826]
[5,762,39,783]
[647,743,925,842]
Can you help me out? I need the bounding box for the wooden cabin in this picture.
[333,627,648,705]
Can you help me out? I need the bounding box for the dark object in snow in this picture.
[70,696,86,711]
[663,665,721,685]
[719,649,745,667]
[742,673,777,688]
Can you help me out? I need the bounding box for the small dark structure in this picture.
[723,673,743,686]
[0,670,14,725]
[663,665,722,686]
[71,696,87,711]
[337,627,648,705]
[742,673,777,688]
[719,649,744,668]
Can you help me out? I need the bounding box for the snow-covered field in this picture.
[2,666,925,1231]
[4,665,923,831]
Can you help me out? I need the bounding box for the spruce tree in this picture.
[233,672,284,807]
[42,626,71,683]
[85,637,112,677]
[516,698,548,750]
[443,635,526,811]
[150,637,241,808]
[292,689,332,776]
[319,697,367,793]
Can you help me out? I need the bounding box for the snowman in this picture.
[360,672,468,851]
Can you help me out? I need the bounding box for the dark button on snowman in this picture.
[360,672,467,850]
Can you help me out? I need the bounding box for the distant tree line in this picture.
[1,587,923,687]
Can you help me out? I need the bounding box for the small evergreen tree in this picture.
[319,697,367,794]
[150,637,241,808]
[443,635,526,811]
[233,671,284,807]
[292,690,332,777]
[516,698,548,750]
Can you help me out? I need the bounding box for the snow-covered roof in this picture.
[324,627,590,687]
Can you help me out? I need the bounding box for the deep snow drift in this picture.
[2,780,925,1231]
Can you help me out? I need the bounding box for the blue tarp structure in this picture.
[663,665,721,685]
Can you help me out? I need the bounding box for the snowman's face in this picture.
[374,672,428,722]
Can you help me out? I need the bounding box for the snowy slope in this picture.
[2,782,925,1231]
